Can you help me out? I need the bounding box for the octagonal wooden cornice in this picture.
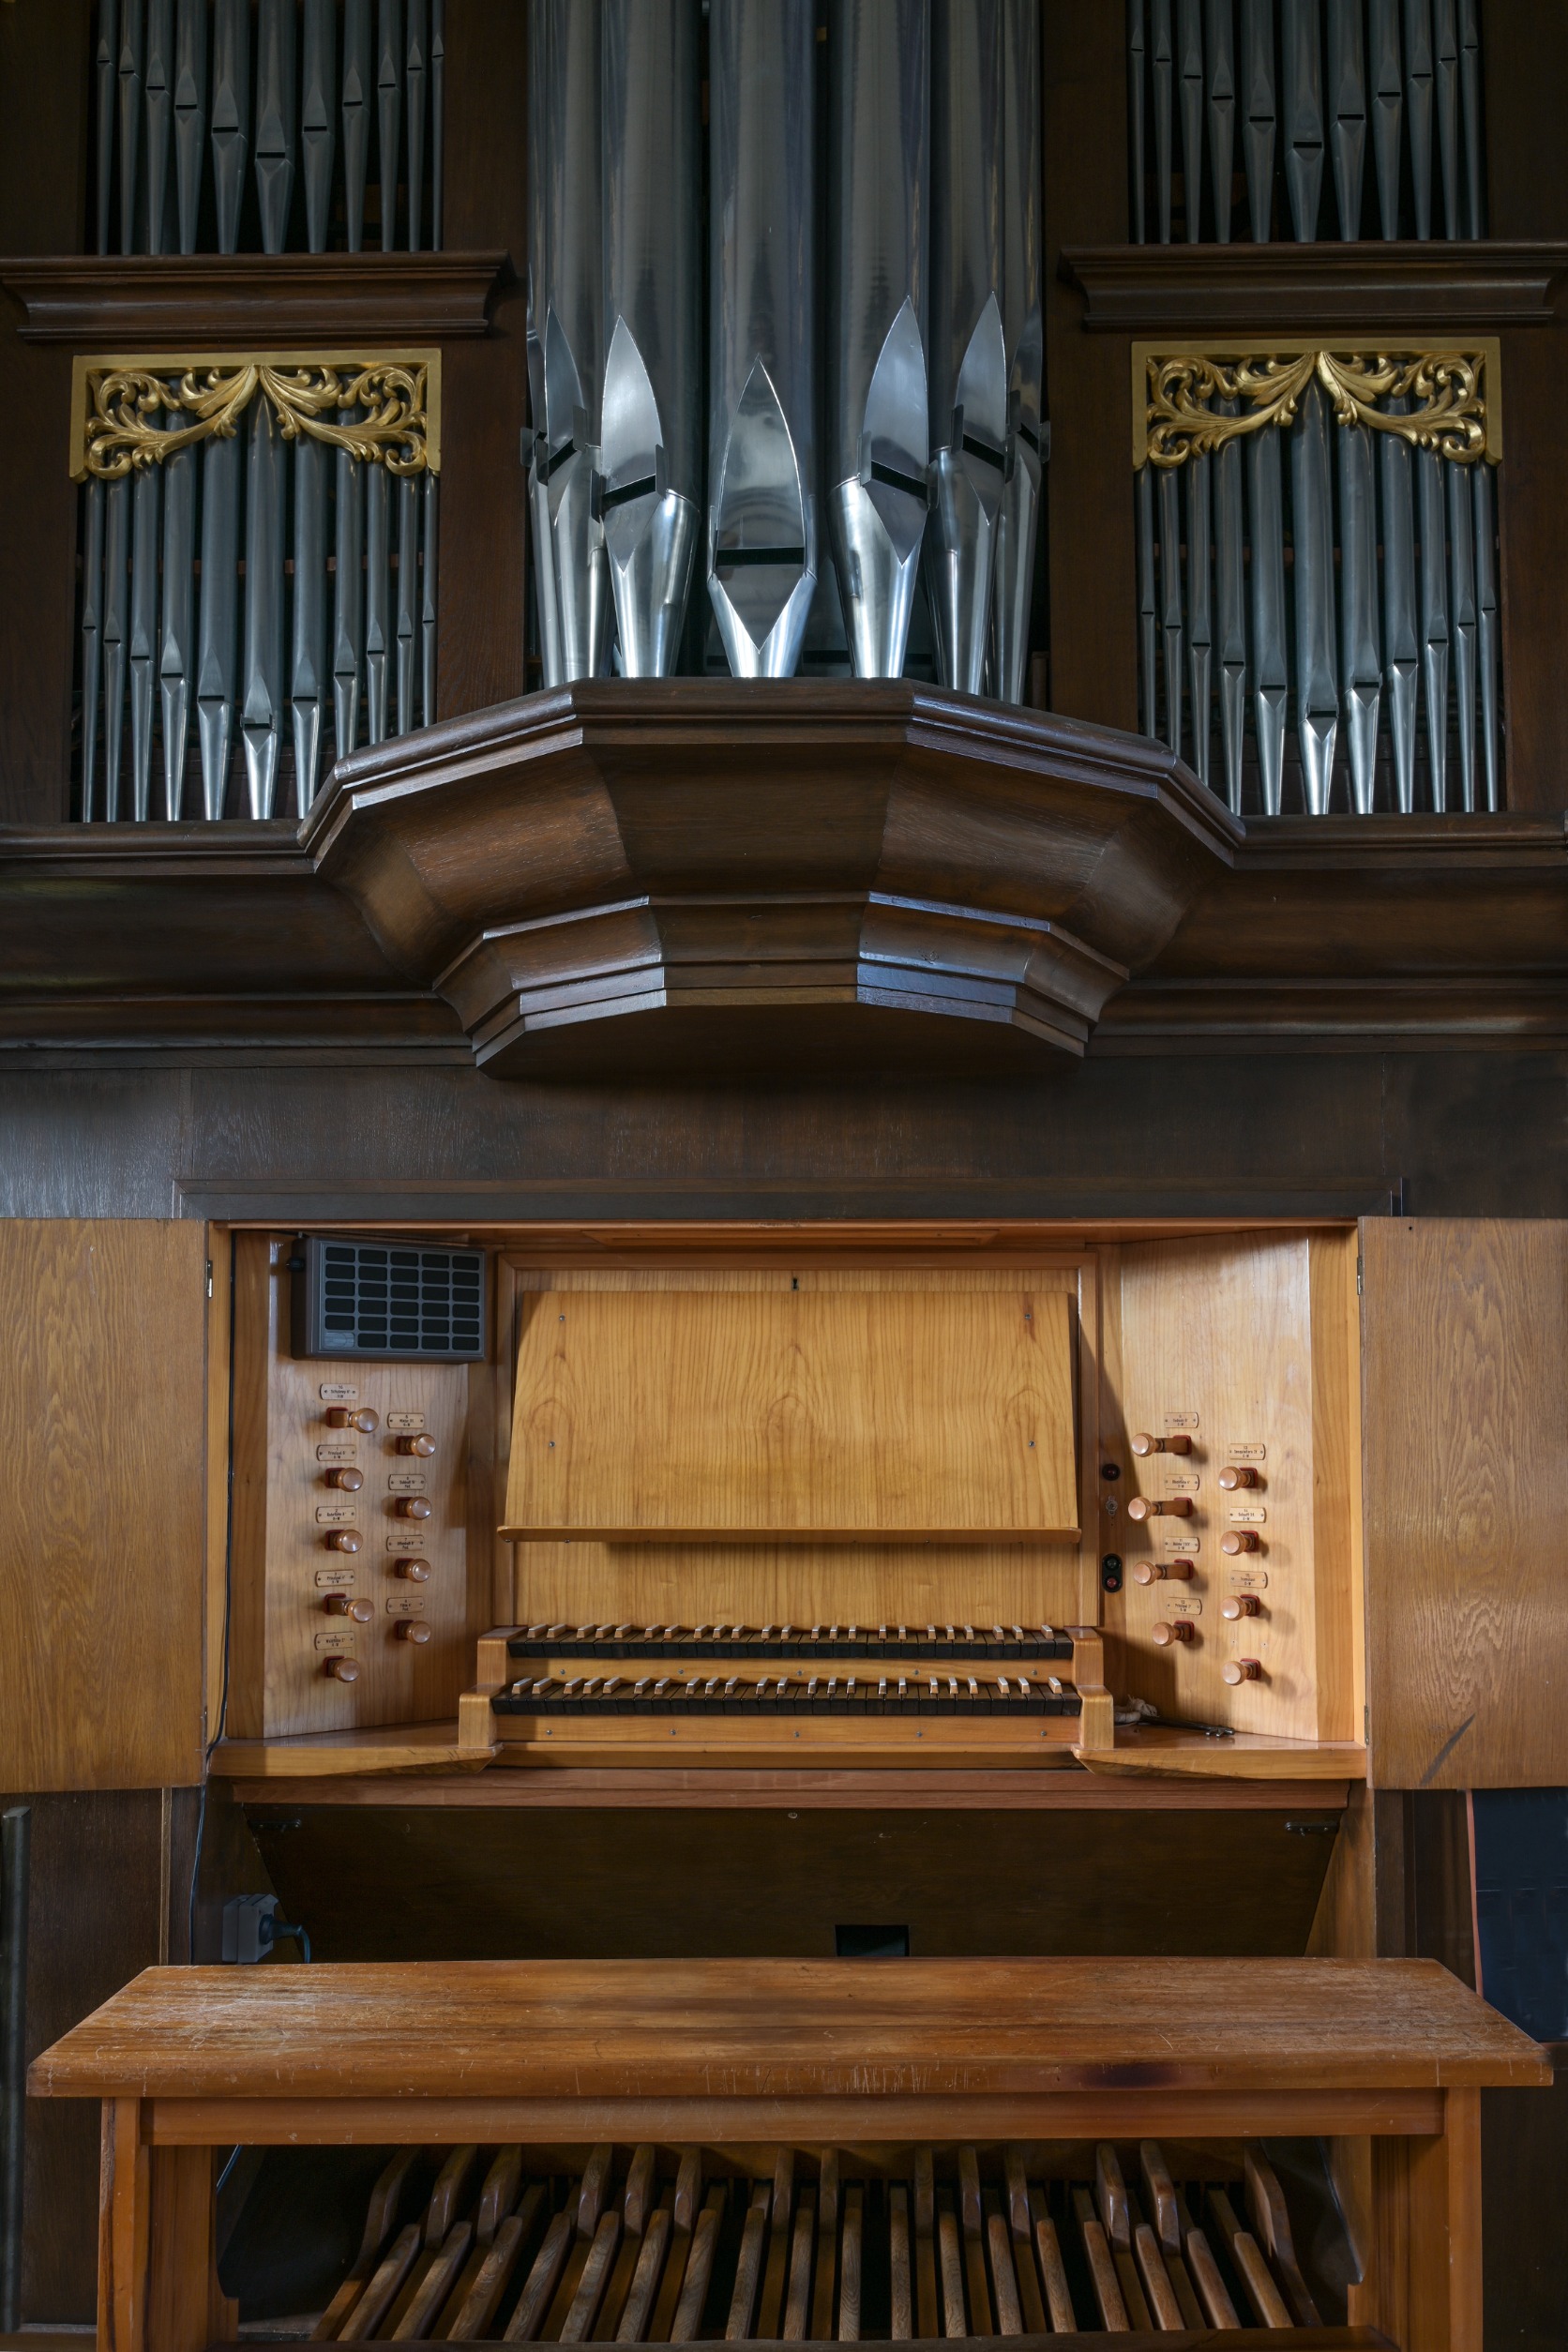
[302,681,1241,1076]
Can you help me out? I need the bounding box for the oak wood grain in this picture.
[0,1219,208,1789]
[28,1957,1549,2103]
[1360,1218,1568,1787]
[504,1287,1078,1543]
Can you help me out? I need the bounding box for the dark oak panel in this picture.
[0,252,507,343]
[1062,243,1568,333]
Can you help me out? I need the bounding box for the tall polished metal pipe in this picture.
[992,0,1043,704]
[379,0,404,253]
[601,0,701,678]
[1473,462,1499,809]
[1214,406,1246,811]
[1380,396,1419,812]
[1240,0,1276,244]
[824,0,929,682]
[197,432,240,815]
[1447,458,1477,812]
[303,0,336,251]
[1280,0,1324,240]
[242,398,287,818]
[1128,1,1147,245]
[1205,0,1235,241]
[333,440,365,760]
[531,0,611,683]
[291,432,327,808]
[118,0,145,257]
[1246,421,1288,813]
[1186,449,1213,789]
[1417,445,1450,806]
[1336,415,1380,812]
[1458,0,1483,235]
[926,0,1004,696]
[1326,0,1366,238]
[708,0,817,679]
[408,0,429,249]
[1434,0,1459,238]
[1405,0,1434,240]
[211,0,249,255]
[81,482,106,818]
[95,0,115,255]
[145,0,173,254]
[256,0,297,253]
[1151,0,1172,244]
[1177,0,1202,239]
[1158,465,1184,758]
[173,0,206,253]
[1137,465,1156,738]
[1291,380,1338,812]
[344,0,372,252]
[128,455,162,818]
[1368,0,1402,236]
[102,479,129,819]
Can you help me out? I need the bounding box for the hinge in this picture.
[1355,1255,1363,1295]
[205,1259,214,1299]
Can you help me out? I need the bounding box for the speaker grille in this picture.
[296,1238,487,1361]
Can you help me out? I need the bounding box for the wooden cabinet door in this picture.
[0,1220,209,1790]
[1361,1218,1568,1788]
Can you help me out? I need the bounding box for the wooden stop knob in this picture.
[394,1558,431,1582]
[1133,1560,1192,1584]
[1220,1529,1259,1554]
[394,1619,433,1644]
[1126,1495,1193,1521]
[1130,1432,1193,1457]
[324,1529,362,1553]
[326,1407,380,1434]
[323,1656,360,1681]
[324,1466,364,1491]
[1151,1620,1195,1646]
[1218,1465,1259,1490]
[397,1433,437,1456]
[1221,1593,1261,1620]
[1222,1657,1262,1684]
[324,1595,374,1623]
[394,1496,432,1520]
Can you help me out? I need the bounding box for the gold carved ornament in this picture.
[68,351,441,482]
[1133,344,1500,470]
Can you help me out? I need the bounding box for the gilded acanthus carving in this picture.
[69,353,439,482]
[1136,346,1499,470]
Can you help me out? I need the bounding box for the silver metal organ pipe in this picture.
[302,0,336,251]
[1137,464,1157,739]
[255,0,298,255]
[1151,0,1173,246]
[242,398,287,819]
[291,431,327,809]
[1326,0,1366,238]
[160,427,196,818]
[992,0,1043,705]
[1157,465,1184,756]
[343,0,372,253]
[1379,397,1419,813]
[707,0,818,680]
[1185,449,1213,790]
[366,458,391,744]
[1128,1,1147,244]
[1246,421,1288,814]
[1405,0,1434,240]
[601,0,702,678]
[81,484,106,817]
[144,0,173,256]
[379,0,404,254]
[421,472,439,722]
[1458,0,1483,235]
[525,0,562,686]
[118,0,145,259]
[1177,0,1202,241]
[1446,457,1477,812]
[397,473,418,731]
[925,0,1004,697]
[1368,0,1401,237]
[1336,414,1380,814]
[1473,464,1499,809]
[1290,380,1339,812]
[431,0,445,249]
[211,0,249,255]
[530,0,611,683]
[333,436,365,759]
[101,480,129,820]
[95,0,115,256]
[1214,404,1246,812]
[197,431,240,815]
[128,452,162,820]
[408,0,429,250]
[1280,0,1325,240]
[1240,0,1277,245]
[1417,445,1450,807]
[823,0,930,683]
[1434,0,1459,238]
[1205,0,1235,242]
[173,0,206,253]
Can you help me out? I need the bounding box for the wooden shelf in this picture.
[1078,1728,1368,1782]
[1061,239,1568,333]
[209,1719,493,1780]
[0,250,508,344]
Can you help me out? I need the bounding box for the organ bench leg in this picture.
[98,2099,234,2352]
[1349,2088,1483,2352]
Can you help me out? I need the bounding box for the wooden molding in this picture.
[0,250,510,344]
[1061,240,1568,334]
